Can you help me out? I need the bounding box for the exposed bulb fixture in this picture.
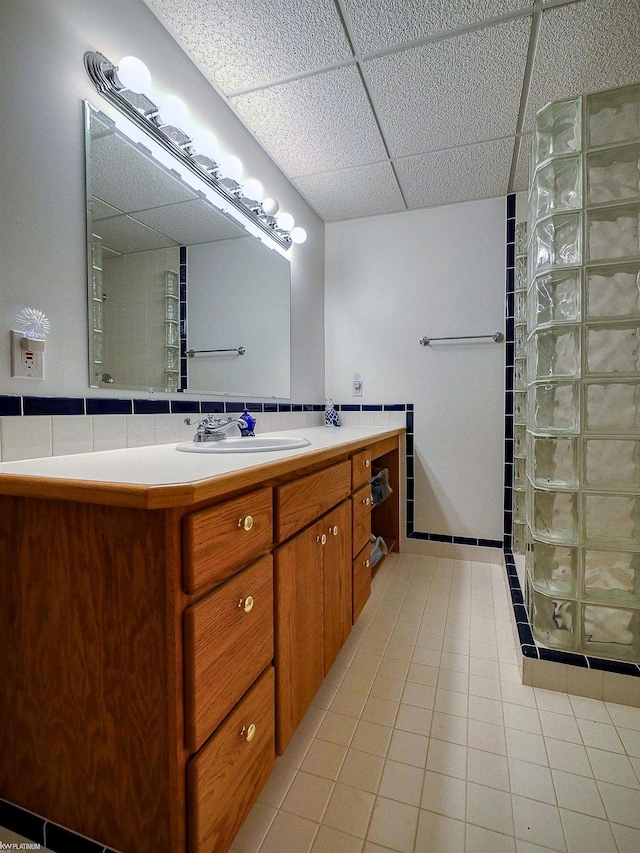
[190,127,221,160]
[290,226,307,244]
[116,56,152,95]
[242,178,264,202]
[157,94,189,129]
[218,153,243,183]
[85,50,304,251]
[276,211,295,231]
[262,197,279,216]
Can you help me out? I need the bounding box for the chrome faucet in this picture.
[185,415,248,442]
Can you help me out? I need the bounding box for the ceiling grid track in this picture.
[508,0,544,193]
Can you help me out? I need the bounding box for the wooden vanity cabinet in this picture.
[0,428,402,853]
[274,499,351,753]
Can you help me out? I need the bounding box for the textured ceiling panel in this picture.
[394,138,514,209]
[98,215,178,256]
[294,162,406,222]
[134,199,247,245]
[231,66,387,177]
[364,18,531,157]
[92,133,197,212]
[524,0,640,130]
[145,0,352,94]
[512,135,532,193]
[343,0,531,53]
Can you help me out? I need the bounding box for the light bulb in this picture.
[290,226,307,244]
[117,56,152,94]
[276,211,294,231]
[190,127,221,159]
[157,94,189,129]
[242,178,264,202]
[262,197,279,216]
[218,153,243,182]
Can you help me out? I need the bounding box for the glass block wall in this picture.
[513,221,528,555]
[526,83,640,663]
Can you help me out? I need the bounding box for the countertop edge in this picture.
[0,427,404,509]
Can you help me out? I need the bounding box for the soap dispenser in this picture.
[324,399,340,427]
[240,408,256,436]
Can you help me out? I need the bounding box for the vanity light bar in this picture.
[83,51,293,251]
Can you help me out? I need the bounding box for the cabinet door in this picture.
[323,501,352,675]
[274,521,324,753]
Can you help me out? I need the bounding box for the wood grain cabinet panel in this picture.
[184,555,274,753]
[183,488,273,594]
[352,483,372,558]
[352,449,372,490]
[275,461,351,542]
[322,501,352,676]
[188,666,275,853]
[353,544,372,623]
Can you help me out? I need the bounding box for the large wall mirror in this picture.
[85,104,291,398]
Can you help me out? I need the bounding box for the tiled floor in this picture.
[231,553,640,853]
[2,552,640,852]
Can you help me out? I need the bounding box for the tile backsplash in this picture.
[0,396,408,463]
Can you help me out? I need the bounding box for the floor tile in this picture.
[259,810,318,853]
[300,739,348,780]
[551,769,606,818]
[420,770,466,821]
[395,703,433,736]
[465,822,517,853]
[505,728,548,766]
[315,711,358,747]
[425,738,468,779]
[512,796,567,852]
[610,821,640,853]
[378,759,424,806]
[560,809,617,853]
[350,720,393,758]
[387,729,429,768]
[586,746,640,788]
[310,825,364,853]
[367,796,419,853]
[508,757,556,804]
[415,810,465,851]
[337,748,385,793]
[576,719,624,753]
[280,771,334,822]
[539,710,582,744]
[597,780,640,829]
[431,710,468,745]
[361,695,399,727]
[467,747,510,792]
[544,737,592,777]
[322,783,375,838]
[466,781,514,836]
[468,718,507,755]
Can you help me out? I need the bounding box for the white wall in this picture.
[0,0,324,403]
[325,198,507,542]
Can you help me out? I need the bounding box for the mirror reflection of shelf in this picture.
[165,270,179,298]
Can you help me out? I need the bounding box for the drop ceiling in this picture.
[144,0,640,222]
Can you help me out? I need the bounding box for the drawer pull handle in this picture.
[362,497,371,506]
[240,723,256,742]
[329,525,339,536]
[316,533,327,546]
[238,595,254,613]
[238,515,254,531]
[364,559,371,568]
[363,459,370,468]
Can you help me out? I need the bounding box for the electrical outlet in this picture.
[11,330,44,379]
[352,379,363,397]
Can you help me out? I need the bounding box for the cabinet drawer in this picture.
[184,555,274,753]
[353,544,372,623]
[352,449,372,490]
[352,483,372,558]
[183,488,273,594]
[188,666,275,853]
[275,460,351,542]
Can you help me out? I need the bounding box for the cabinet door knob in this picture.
[238,515,254,531]
[329,525,338,536]
[362,497,371,506]
[320,533,327,545]
[240,723,256,742]
[364,559,370,568]
[363,459,370,468]
[238,595,254,613]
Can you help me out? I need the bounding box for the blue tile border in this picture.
[503,547,640,677]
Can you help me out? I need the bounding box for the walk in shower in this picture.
[520,83,640,664]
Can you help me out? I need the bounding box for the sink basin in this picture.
[176,436,311,453]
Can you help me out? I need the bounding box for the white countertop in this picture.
[0,426,401,489]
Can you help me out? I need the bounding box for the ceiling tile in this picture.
[394,138,514,209]
[294,161,406,221]
[145,0,352,94]
[135,199,246,245]
[524,0,640,130]
[512,134,532,193]
[231,66,387,177]
[343,0,531,54]
[98,215,178,255]
[364,18,531,157]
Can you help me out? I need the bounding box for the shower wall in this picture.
[525,83,640,664]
